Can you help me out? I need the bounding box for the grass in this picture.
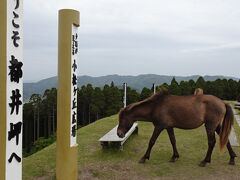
[23,114,240,180]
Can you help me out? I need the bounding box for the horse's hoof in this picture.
[139,158,146,164]
[229,160,235,165]
[169,157,178,163]
[198,161,207,167]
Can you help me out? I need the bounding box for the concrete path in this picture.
[234,114,240,127]
[232,107,238,115]
[231,104,240,126]
[228,105,239,146]
[229,127,239,146]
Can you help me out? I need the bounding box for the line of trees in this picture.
[23,77,240,156]
[23,88,57,155]
[162,77,240,100]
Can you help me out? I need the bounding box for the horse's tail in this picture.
[219,103,234,151]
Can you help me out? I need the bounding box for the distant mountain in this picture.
[23,74,239,102]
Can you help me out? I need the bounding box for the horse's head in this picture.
[117,108,133,138]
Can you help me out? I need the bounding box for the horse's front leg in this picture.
[139,126,163,163]
[167,127,179,162]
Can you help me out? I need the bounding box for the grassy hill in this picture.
[23,114,240,180]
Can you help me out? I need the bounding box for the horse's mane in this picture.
[119,89,169,117]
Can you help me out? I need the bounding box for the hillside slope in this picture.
[23,115,240,180]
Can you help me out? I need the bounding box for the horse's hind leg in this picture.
[199,126,216,167]
[139,126,163,163]
[167,127,179,162]
[216,125,237,165]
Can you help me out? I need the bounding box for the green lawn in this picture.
[23,114,240,180]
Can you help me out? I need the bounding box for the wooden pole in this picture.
[56,9,80,180]
[0,0,7,178]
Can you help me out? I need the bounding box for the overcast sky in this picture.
[24,0,240,82]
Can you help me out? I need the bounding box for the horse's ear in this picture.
[119,108,123,113]
[118,108,124,116]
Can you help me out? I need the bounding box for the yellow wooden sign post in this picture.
[0,1,7,178]
[56,9,80,180]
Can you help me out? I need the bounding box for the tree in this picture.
[90,87,105,121]
[228,79,238,100]
[214,79,226,99]
[23,103,34,153]
[29,94,41,140]
[157,83,169,92]
[42,88,57,137]
[169,77,181,95]
[188,79,196,94]
[103,83,122,116]
[179,81,192,95]
[126,87,140,105]
[140,87,152,100]
[237,80,240,101]
[195,76,205,89]
[205,81,215,95]
[84,84,94,123]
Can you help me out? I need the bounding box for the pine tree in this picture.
[169,77,181,95]
[140,87,152,100]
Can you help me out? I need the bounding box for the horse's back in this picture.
[154,94,225,129]
[199,95,226,124]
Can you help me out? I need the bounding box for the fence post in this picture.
[0,0,24,179]
[56,9,80,180]
[153,83,156,94]
[123,83,127,108]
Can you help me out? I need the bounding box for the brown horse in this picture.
[117,90,236,166]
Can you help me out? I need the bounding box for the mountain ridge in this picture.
[23,74,239,101]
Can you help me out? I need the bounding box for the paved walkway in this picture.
[229,127,239,146]
[232,106,238,115]
[234,114,240,127]
[228,105,240,146]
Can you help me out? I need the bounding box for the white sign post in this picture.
[0,0,23,179]
[70,25,79,147]
[153,83,156,94]
[123,83,127,108]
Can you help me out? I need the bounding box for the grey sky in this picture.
[24,0,240,82]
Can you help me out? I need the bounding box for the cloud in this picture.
[180,42,240,53]
[23,0,240,81]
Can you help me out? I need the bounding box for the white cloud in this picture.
[181,42,240,53]
[23,0,240,81]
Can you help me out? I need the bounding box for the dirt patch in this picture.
[32,175,53,180]
[78,161,148,180]
[79,168,100,180]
